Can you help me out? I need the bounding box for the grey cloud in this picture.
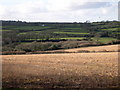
[30,7,48,13]
[71,2,111,10]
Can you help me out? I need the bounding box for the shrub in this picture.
[2,51,26,55]
[49,44,59,50]
[108,40,120,44]
[60,40,79,49]
[2,46,14,51]
[15,42,60,52]
[77,50,90,53]
[15,44,32,52]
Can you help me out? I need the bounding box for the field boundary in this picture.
[1,49,119,55]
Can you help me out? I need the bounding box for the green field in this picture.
[0,30,12,31]
[58,28,87,32]
[19,31,42,35]
[24,37,117,43]
[92,37,117,43]
[2,22,118,43]
[56,37,85,40]
[3,26,50,30]
[19,32,27,35]
[101,28,120,31]
[25,37,85,41]
[54,32,90,35]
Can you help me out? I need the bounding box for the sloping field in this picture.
[63,44,119,52]
[2,45,119,89]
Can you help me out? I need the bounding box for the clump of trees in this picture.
[2,40,103,53]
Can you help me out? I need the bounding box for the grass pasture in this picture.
[19,31,42,35]
[0,30,12,31]
[92,37,117,43]
[101,28,120,31]
[54,32,90,35]
[59,37,85,40]
[24,37,85,41]
[2,21,119,45]
[59,28,87,32]
[22,37,117,43]
[3,26,50,30]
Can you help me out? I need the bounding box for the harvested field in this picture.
[2,45,119,89]
[63,44,119,52]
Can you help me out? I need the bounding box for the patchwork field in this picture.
[2,45,119,89]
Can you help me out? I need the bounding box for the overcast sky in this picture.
[0,0,119,22]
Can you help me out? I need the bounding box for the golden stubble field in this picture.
[2,45,119,89]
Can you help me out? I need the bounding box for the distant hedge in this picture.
[2,40,119,55]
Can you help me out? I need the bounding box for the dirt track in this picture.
[2,45,119,89]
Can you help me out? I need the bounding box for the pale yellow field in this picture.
[2,45,119,89]
[63,44,119,52]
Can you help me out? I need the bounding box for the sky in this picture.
[0,0,119,22]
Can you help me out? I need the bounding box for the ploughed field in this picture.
[2,45,119,89]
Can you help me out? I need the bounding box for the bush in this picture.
[49,44,59,50]
[3,39,117,55]
[60,40,79,49]
[108,40,120,44]
[2,51,26,55]
[2,46,14,51]
[15,42,60,52]
[77,50,90,53]
[15,44,32,52]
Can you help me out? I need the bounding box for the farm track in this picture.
[2,45,119,89]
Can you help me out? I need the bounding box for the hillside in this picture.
[1,20,119,54]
